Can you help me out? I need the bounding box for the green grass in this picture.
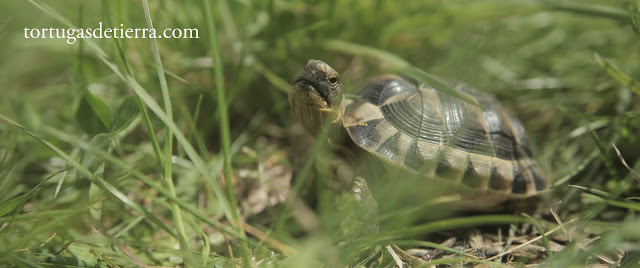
[1,0,640,266]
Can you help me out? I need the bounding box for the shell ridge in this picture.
[342,75,545,197]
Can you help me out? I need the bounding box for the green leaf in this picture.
[188,220,211,266]
[0,194,27,218]
[66,242,100,266]
[81,135,110,231]
[112,95,141,133]
[76,90,113,136]
[81,133,111,168]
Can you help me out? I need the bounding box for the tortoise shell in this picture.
[342,75,546,198]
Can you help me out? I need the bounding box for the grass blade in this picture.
[393,240,476,258]
[539,0,628,20]
[594,53,640,96]
[630,0,640,37]
[140,0,190,254]
[0,16,11,35]
[324,40,479,106]
[324,39,409,68]
[201,0,246,245]
[369,215,528,246]
[582,193,640,212]
[589,128,618,179]
[37,126,248,241]
[0,114,178,239]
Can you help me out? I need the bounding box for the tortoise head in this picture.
[289,59,343,137]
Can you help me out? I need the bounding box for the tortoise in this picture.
[289,59,547,213]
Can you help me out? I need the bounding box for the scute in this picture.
[343,75,546,196]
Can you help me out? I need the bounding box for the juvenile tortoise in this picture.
[289,59,547,213]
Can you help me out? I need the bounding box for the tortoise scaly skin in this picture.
[290,59,546,211]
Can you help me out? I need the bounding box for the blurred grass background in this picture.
[1,0,640,266]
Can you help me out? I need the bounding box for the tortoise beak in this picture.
[292,77,332,109]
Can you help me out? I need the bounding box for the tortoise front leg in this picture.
[350,176,379,234]
[332,158,379,235]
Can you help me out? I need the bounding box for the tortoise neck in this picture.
[314,94,346,139]
[333,94,347,127]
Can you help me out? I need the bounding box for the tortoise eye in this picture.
[328,76,339,85]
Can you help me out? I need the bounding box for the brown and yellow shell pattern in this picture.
[342,75,547,198]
